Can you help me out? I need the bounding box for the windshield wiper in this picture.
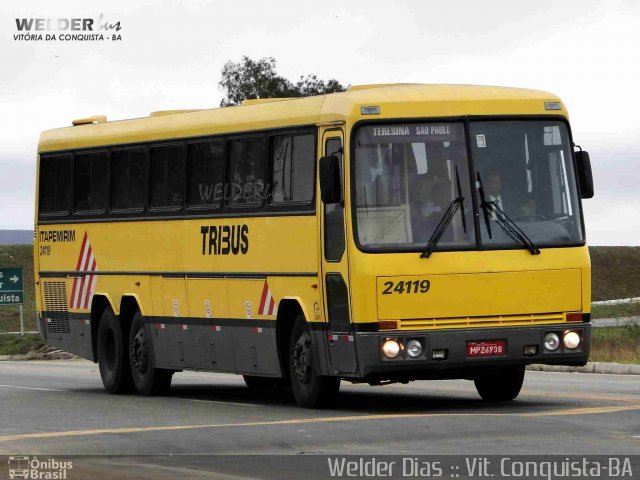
[476,172,541,256]
[420,166,466,259]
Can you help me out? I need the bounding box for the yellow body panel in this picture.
[376,269,582,320]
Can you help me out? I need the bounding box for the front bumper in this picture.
[352,323,590,382]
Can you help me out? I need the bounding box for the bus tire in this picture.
[289,316,340,408]
[474,366,525,401]
[97,307,134,394]
[129,311,173,396]
[243,375,289,389]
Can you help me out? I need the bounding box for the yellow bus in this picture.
[34,84,594,407]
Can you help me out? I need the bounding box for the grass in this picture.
[591,302,640,319]
[590,324,640,364]
[0,333,42,356]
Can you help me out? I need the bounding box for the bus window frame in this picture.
[266,128,318,212]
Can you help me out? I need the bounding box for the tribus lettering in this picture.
[200,225,249,256]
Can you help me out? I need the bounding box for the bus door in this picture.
[319,128,358,374]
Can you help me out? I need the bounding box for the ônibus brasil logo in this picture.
[14,15,122,42]
[8,456,73,479]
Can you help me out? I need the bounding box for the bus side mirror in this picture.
[575,150,594,199]
[319,155,342,204]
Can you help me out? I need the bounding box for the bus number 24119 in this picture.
[382,279,430,295]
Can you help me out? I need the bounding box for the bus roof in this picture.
[38,84,565,153]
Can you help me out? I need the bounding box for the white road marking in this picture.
[187,399,259,407]
[0,384,67,392]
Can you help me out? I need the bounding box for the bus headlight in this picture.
[382,339,402,358]
[405,339,423,358]
[563,331,581,350]
[544,333,560,351]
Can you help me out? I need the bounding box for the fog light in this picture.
[406,339,423,358]
[563,331,581,350]
[382,339,402,358]
[432,349,447,360]
[523,345,538,356]
[544,333,560,351]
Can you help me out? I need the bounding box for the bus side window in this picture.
[228,137,265,206]
[149,144,185,209]
[111,148,147,211]
[187,141,223,208]
[270,133,315,204]
[74,151,108,213]
[39,154,72,216]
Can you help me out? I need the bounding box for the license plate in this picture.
[467,340,506,357]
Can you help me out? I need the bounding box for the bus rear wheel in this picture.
[474,366,525,401]
[289,317,340,408]
[97,307,134,394]
[129,311,173,396]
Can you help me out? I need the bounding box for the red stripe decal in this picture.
[258,281,268,314]
[75,233,88,270]
[83,258,97,309]
[69,233,88,308]
[76,244,92,308]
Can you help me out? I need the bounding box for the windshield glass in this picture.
[471,120,584,247]
[354,122,475,250]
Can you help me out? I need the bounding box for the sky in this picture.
[1,0,638,245]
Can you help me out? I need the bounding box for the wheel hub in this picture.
[131,329,148,374]
[293,333,312,384]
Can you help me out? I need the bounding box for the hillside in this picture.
[0,245,637,332]
[590,247,640,301]
[0,230,32,245]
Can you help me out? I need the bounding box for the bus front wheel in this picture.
[474,366,525,401]
[97,307,133,394]
[129,311,173,396]
[289,316,340,408]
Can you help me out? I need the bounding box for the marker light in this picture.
[544,333,560,351]
[406,340,423,358]
[432,349,447,360]
[382,339,401,358]
[361,106,380,115]
[563,331,581,350]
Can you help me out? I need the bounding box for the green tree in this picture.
[219,56,346,107]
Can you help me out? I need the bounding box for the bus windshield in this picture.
[471,120,583,248]
[353,120,584,251]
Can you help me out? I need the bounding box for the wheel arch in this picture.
[90,293,141,363]
[89,294,115,362]
[275,298,309,378]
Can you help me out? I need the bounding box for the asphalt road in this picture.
[0,360,638,479]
